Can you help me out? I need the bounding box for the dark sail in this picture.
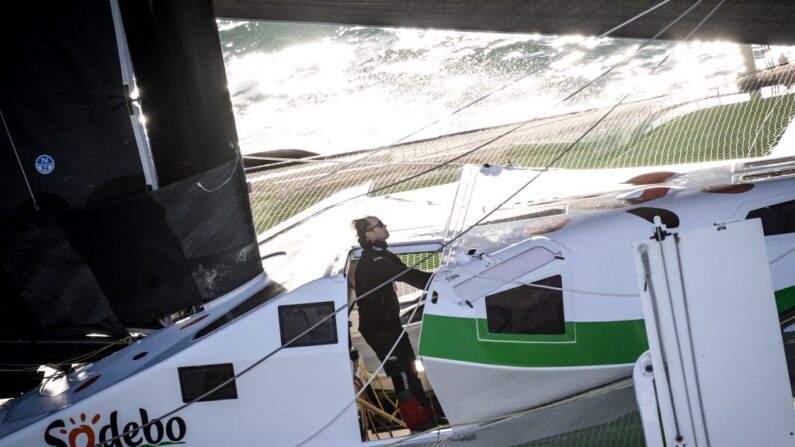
[0,0,262,395]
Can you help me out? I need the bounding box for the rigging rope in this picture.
[390,0,675,147]
[256,0,706,245]
[251,40,795,235]
[246,154,459,167]
[250,104,636,189]
[769,245,795,265]
[0,337,134,378]
[1,109,39,211]
[195,153,241,192]
[273,0,678,197]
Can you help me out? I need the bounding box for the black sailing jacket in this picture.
[354,241,432,333]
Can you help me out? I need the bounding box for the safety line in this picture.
[1,109,39,211]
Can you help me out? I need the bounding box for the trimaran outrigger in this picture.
[3,1,795,446]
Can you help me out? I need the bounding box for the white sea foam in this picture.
[217,20,793,156]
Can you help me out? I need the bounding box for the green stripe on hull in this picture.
[419,314,648,367]
[421,286,795,368]
[776,284,795,315]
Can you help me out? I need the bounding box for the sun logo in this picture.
[56,413,101,447]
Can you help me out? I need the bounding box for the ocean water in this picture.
[217,20,782,156]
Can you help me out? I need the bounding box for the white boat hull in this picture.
[422,356,632,424]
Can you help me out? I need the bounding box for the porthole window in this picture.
[278,301,338,348]
[485,275,564,335]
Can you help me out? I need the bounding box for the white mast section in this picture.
[632,218,795,447]
[109,0,159,190]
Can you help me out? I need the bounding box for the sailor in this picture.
[351,216,436,431]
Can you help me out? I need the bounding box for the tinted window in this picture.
[279,301,337,347]
[178,363,237,403]
[747,199,795,236]
[486,275,564,335]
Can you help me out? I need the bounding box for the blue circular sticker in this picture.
[35,154,55,175]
